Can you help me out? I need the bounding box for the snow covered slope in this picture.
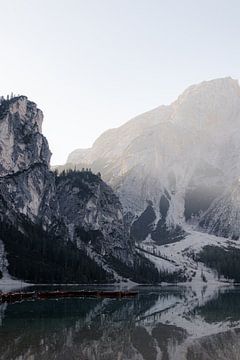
[136,227,238,284]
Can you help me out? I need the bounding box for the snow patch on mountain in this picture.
[137,227,237,284]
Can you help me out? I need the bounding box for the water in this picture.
[1,285,240,359]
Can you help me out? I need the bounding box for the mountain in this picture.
[65,77,240,242]
[2,77,240,286]
[0,95,159,284]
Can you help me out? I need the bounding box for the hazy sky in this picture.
[0,0,240,164]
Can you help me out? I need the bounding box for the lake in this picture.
[1,285,240,359]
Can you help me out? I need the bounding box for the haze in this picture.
[0,0,239,164]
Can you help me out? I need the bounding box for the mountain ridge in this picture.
[64,77,240,242]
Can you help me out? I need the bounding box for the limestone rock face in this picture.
[0,96,49,175]
[0,96,57,225]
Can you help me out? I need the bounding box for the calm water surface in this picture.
[1,285,240,359]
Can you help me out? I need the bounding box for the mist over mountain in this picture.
[65,77,240,241]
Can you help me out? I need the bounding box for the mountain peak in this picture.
[175,77,240,104]
[170,77,240,128]
[0,96,49,177]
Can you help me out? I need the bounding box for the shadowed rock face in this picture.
[56,170,133,266]
[131,204,156,242]
[131,197,186,245]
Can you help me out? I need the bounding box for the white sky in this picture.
[0,0,240,164]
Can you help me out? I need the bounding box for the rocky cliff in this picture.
[0,96,57,226]
[55,170,133,266]
[0,96,140,283]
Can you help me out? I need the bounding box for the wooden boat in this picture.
[0,290,138,304]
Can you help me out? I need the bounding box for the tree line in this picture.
[198,245,240,282]
[0,220,111,284]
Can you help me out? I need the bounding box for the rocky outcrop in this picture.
[0,96,57,226]
[56,170,133,266]
[0,96,48,175]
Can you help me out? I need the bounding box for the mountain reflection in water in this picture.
[0,285,240,360]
